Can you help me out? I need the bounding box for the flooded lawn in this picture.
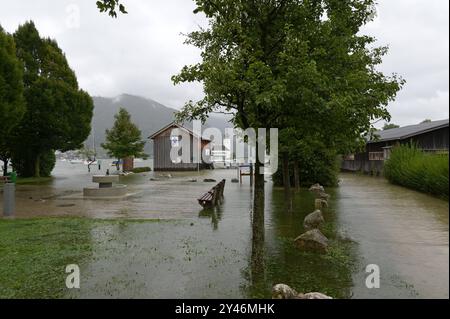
[0,162,448,298]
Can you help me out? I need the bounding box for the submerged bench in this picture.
[198,179,226,208]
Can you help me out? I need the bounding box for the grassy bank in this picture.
[384,146,449,200]
[0,218,96,298]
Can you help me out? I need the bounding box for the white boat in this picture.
[70,159,84,164]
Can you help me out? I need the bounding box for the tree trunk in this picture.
[251,141,265,285]
[34,154,40,178]
[1,157,8,176]
[282,152,292,212]
[293,159,300,192]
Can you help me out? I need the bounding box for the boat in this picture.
[111,160,123,166]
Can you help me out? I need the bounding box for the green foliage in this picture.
[12,149,56,178]
[274,140,340,187]
[384,145,449,200]
[96,0,127,18]
[0,25,25,173]
[383,123,400,130]
[174,1,403,194]
[131,167,152,173]
[39,150,57,177]
[11,21,94,177]
[101,108,147,160]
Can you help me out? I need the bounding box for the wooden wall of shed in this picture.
[152,125,214,171]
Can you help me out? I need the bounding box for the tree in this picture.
[383,123,400,130]
[96,0,127,18]
[173,0,403,284]
[0,25,25,176]
[11,21,94,177]
[101,108,147,169]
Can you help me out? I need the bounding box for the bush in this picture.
[273,146,340,188]
[12,149,56,177]
[131,167,152,173]
[384,145,449,200]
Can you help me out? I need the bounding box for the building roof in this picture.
[369,119,449,144]
[148,121,211,141]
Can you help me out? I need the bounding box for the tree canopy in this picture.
[101,108,147,161]
[11,21,94,177]
[0,25,26,175]
[173,1,404,189]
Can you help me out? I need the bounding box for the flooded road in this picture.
[336,173,449,299]
[1,162,448,298]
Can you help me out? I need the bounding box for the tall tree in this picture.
[11,21,94,177]
[0,25,25,176]
[101,108,147,168]
[173,0,403,283]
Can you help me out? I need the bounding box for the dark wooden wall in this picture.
[341,126,449,175]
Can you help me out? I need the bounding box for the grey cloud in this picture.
[0,0,448,126]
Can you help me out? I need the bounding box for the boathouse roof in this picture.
[148,121,211,141]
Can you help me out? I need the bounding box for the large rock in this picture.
[304,210,325,230]
[318,192,330,200]
[272,284,332,299]
[315,198,328,210]
[309,183,325,194]
[294,229,329,253]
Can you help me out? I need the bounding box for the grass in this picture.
[384,145,449,200]
[130,167,152,174]
[0,217,172,299]
[0,217,96,298]
[16,176,53,185]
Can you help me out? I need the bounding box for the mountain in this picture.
[86,94,232,157]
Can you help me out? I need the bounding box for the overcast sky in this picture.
[0,0,448,127]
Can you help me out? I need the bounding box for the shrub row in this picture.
[384,145,449,200]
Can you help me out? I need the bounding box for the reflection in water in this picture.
[250,167,267,295]
[198,205,223,230]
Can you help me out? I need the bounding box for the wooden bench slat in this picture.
[198,179,226,208]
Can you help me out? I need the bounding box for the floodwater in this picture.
[1,162,448,298]
[336,173,449,299]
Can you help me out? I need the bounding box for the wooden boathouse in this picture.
[342,119,449,175]
[149,122,212,171]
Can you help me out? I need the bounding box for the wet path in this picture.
[336,173,449,299]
